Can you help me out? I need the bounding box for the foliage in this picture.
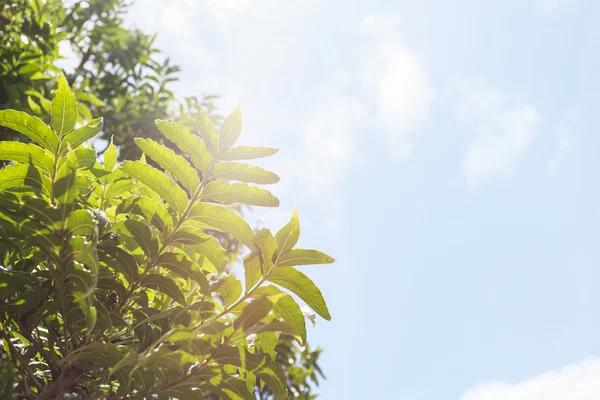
[0,76,334,398]
[0,0,220,160]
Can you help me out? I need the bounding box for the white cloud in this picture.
[460,358,600,400]
[275,92,366,232]
[455,77,540,184]
[360,16,435,160]
[548,112,577,172]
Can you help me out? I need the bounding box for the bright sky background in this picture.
[123,0,600,398]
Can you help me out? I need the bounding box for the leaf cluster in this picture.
[0,75,334,399]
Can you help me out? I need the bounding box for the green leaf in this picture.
[202,182,279,207]
[0,141,53,175]
[268,267,331,320]
[135,138,200,192]
[53,150,79,204]
[62,117,103,151]
[234,297,273,330]
[103,138,117,171]
[257,332,278,359]
[101,247,138,281]
[244,254,262,292]
[197,113,219,156]
[213,275,242,307]
[141,274,186,306]
[0,110,59,152]
[51,73,78,135]
[75,92,106,107]
[173,228,227,273]
[27,96,41,114]
[255,228,278,273]
[120,161,188,213]
[221,146,279,161]
[156,252,209,294]
[73,148,97,168]
[211,162,280,184]
[155,120,212,173]
[275,208,300,259]
[116,196,173,234]
[66,209,97,236]
[278,249,335,267]
[214,346,287,399]
[0,164,47,192]
[253,286,306,344]
[188,202,256,250]
[219,105,242,154]
[121,220,158,257]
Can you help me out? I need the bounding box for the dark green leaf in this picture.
[141,274,186,306]
[234,297,273,330]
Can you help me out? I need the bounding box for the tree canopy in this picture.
[0,75,333,399]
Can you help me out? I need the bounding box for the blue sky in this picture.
[121,0,600,398]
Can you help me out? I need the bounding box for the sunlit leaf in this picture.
[155,119,212,173]
[51,73,78,135]
[202,182,279,207]
[268,267,331,320]
[120,161,188,213]
[211,162,279,185]
[220,145,278,161]
[218,105,242,154]
[135,138,200,192]
[0,110,59,152]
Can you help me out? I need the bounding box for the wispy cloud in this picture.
[360,16,435,160]
[455,77,540,184]
[460,358,600,400]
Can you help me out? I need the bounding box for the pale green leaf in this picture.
[278,249,335,267]
[211,162,280,184]
[51,73,78,135]
[103,138,117,171]
[268,267,331,320]
[0,110,59,152]
[62,117,103,151]
[220,146,279,161]
[119,161,188,213]
[219,105,242,154]
[275,207,299,259]
[188,202,256,250]
[134,138,200,192]
[0,141,53,175]
[155,119,212,173]
[202,182,279,207]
